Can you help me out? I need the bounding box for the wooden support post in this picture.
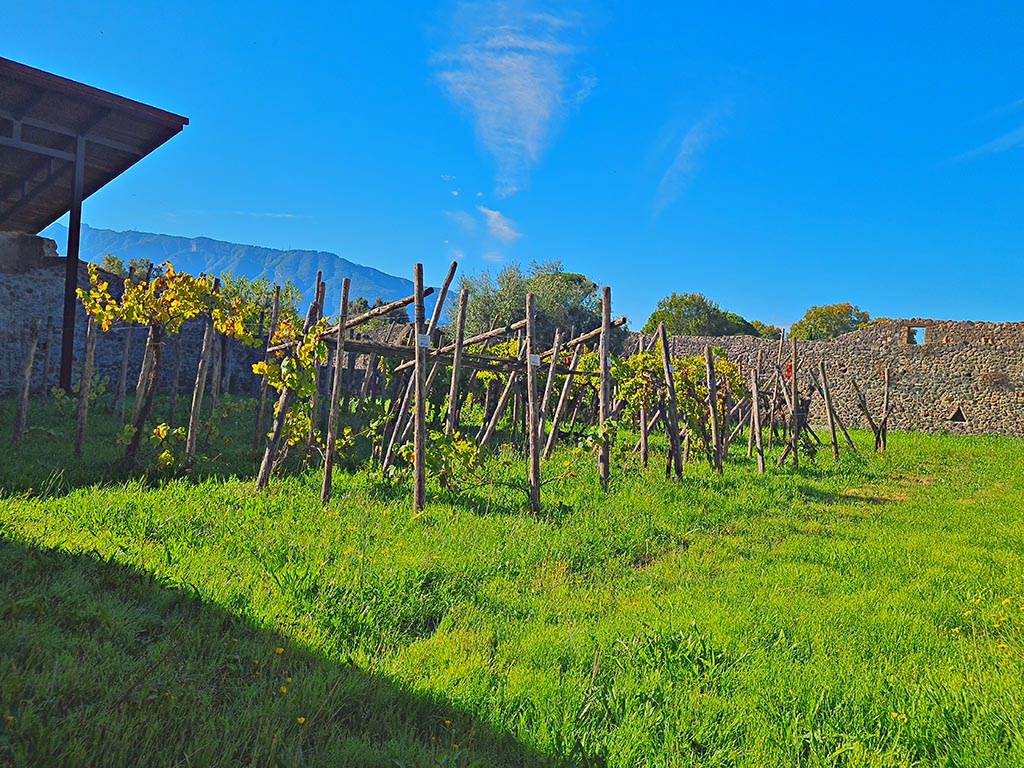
[304,280,326,465]
[750,366,765,474]
[74,317,98,457]
[322,278,350,505]
[880,367,891,451]
[12,319,40,446]
[766,333,785,448]
[257,302,317,490]
[185,316,217,464]
[543,346,580,459]
[704,345,723,473]
[123,325,164,468]
[790,337,799,467]
[58,136,85,392]
[539,328,562,436]
[819,360,840,460]
[132,326,157,424]
[658,323,684,479]
[445,288,469,436]
[478,353,524,449]
[254,286,282,455]
[747,351,762,458]
[114,324,133,428]
[413,264,427,513]
[525,293,541,513]
[598,287,611,491]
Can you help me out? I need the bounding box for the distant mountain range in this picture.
[42,223,418,314]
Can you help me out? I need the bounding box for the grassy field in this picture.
[1,399,1023,766]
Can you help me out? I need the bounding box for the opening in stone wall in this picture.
[948,405,968,423]
[906,325,927,345]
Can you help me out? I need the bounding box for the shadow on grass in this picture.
[0,538,565,767]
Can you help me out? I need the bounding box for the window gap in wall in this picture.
[907,325,927,345]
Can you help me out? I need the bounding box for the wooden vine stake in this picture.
[254,286,282,453]
[538,328,562,437]
[598,287,611,491]
[74,316,98,457]
[257,300,318,490]
[749,364,765,474]
[704,345,723,473]
[657,322,684,479]
[543,345,580,459]
[113,323,133,428]
[321,278,350,505]
[818,360,840,460]
[12,319,40,446]
[789,337,799,468]
[185,315,217,464]
[525,292,541,513]
[412,263,427,513]
[445,287,469,436]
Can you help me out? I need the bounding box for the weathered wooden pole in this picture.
[12,319,40,446]
[818,360,840,460]
[658,323,684,479]
[257,301,317,490]
[750,366,765,474]
[321,278,350,506]
[132,326,157,424]
[879,366,891,451]
[114,324,134,428]
[254,286,282,454]
[525,293,541,513]
[543,345,580,459]
[445,288,469,436]
[598,287,611,491]
[766,332,785,448]
[74,317,98,457]
[539,328,562,436]
[185,316,216,464]
[123,325,164,468]
[412,263,427,513]
[789,337,799,468]
[747,351,762,458]
[704,345,723,473]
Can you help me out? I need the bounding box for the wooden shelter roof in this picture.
[0,56,188,234]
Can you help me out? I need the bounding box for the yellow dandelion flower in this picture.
[998,642,1009,650]
[279,686,288,695]
[1002,598,1012,606]
[286,676,293,684]
[890,711,907,723]
[296,716,306,726]
[964,610,974,618]
[951,627,960,634]
[275,647,285,655]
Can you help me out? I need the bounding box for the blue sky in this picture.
[7,1,1023,327]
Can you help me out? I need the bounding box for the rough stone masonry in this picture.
[628,318,1024,437]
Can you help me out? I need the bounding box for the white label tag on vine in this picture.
[529,354,541,367]
[417,334,431,348]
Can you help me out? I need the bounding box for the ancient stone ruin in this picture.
[630,318,1024,437]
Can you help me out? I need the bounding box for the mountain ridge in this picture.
[41,222,417,313]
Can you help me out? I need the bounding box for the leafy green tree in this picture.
[642,292,733,336]
[789,303,870,340]
[100,254,127,277]
[751,320,783,339]
[460,261,611,346]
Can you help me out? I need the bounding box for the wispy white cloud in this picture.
[482,250,505,263]
[441,173,456,182]
[652,110,725,218]
[435,2,592,197]
[478,205,522,241]
[955,124,1024,162]
[445,210,477,232]
[231,210,310,220]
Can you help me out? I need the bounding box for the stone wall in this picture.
[0,232,261,398]
[628,319,1024,437]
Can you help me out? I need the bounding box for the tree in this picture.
[751,320,783,339]
[100,254,127,277]
[460,261,608,346]
[789,303,870,340]
[642,292,734,336]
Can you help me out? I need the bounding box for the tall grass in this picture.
[1,399,1022,766]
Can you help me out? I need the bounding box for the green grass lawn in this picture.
[1,399,1023,766]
